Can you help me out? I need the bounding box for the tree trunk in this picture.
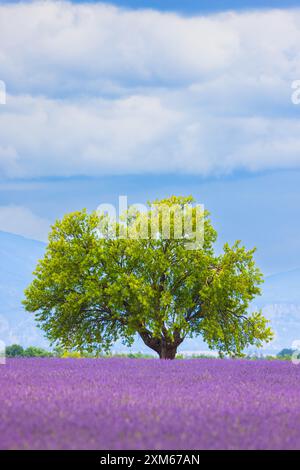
[159,343,177,359]
[138,329,183,360]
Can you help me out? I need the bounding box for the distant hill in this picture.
[0,231,299,353]
[253,269,300,353]
[0,231,48,348]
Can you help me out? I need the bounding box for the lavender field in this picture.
[1,358,300,450]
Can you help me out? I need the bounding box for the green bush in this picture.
[5,344,25,357]
[277,348,295,360]
[5,344,53,357]
[23,346,53,357]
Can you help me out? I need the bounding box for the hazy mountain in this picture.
[0,231,299,353]
[254,269,300,353]
[0,231,48,348]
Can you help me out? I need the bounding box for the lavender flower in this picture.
[0,358,299,449]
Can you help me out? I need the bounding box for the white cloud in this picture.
[0,2,240,91]
[1,94,300,177]
[0,2,300,177]
[0,205,50,241]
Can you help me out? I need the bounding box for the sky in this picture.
[0,0,300,277]
[1,1,300,13]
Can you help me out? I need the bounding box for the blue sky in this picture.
[75,0,300,10]
[0,0,300,278]
[1,1,300,12]
[1,169,300,276]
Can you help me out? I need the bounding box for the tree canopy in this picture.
[23,196,273,359]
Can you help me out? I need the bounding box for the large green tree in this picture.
[23,196,273,359]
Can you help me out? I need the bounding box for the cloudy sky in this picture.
[0,0,300,276]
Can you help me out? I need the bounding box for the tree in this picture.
[23,346,53,357]
[6,344,24,357]
[23,196,273,359]
[277,348,295,359]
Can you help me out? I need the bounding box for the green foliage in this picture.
[23,346,53,357]
[5,344,52,357]
[175,353,216,359]
[60,350,82,358]
[5,344,25,357]
[23,196,273,359]
[277,348,295,359]
[112,352,154,359]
